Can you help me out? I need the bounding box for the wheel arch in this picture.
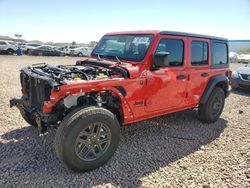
[6,48,15,52]
[200,75,230,104]
[51,87,127,125]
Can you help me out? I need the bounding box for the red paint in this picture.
[42,31,229,125]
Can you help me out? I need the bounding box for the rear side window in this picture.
[212,42,228,67]
[0,41,6,45]
[191,41,208,66]
[156,39,184,66]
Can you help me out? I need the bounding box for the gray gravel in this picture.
[0,56,249,188]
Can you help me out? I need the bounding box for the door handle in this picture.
[176,75,187,80]
[201,72,209,77]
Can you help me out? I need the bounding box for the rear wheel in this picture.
[198,87,225,123]
[55,106,120,172]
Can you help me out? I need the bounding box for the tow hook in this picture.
[10,98,20,108]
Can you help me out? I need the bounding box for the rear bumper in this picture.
[10,97,58,132]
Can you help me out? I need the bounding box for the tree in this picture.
[72,41,77,45]
[89,41,98,48]
[238,47,250,54]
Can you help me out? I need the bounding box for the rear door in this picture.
[187,38,211,106]
[145,36,189,112]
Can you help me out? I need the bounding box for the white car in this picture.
[70,47,92,57]
[238,54,250,64]
[64,45,80,55]
[229,52,238,63]
[0,40,18,55]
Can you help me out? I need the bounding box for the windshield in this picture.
[91,34,153,62]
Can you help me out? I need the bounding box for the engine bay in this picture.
[29,63,119,84]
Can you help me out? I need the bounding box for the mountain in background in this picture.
[0,35,26,42]
[0,35,90,47]
[228,40,250,53]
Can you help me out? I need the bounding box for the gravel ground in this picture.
[0,56,249,188]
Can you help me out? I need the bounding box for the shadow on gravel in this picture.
[231,88,250,97]
[0,109,228,187]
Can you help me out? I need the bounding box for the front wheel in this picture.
[55,106,120,172]
[6,49,15,55]
[78,53,83,57]
[198,87,225,123]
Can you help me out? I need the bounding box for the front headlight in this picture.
[232,71,239,79]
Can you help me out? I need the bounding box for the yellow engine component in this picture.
[73,77,81,81]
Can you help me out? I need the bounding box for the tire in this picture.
[78,53,83,57]
[6,49,14,55]
[20,110,38,127]
[55,106,120,172]
[27,49,31,55]
[198,87,225,123]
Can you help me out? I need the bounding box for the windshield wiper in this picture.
[97,54,101,61]
[92,53,124,65]
[102,55,125,64]
[115,56,122,64]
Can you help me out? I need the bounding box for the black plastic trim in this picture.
[200,75,229,104]
[160,31,227,41]
[114,86,127,97]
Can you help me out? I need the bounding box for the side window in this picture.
[191,41,208,66]
[156,39,184,66]
[212,42,228,66]
[0,41,6,45]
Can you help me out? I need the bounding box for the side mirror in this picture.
[152,52,170,69]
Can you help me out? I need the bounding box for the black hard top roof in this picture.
[160,31,227,41]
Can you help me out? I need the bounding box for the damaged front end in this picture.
[10,62,125,133]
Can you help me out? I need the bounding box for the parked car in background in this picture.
[238,54,250,64]
[231,63,250,90]
[0,40,18,55]
[70,47,92,57]
[23,43,42,55]
[64,45,79,55]
[229,52,238,63]
[30,45,65,56]
[55,46,65,52]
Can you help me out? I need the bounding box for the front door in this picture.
[145,36,188,112]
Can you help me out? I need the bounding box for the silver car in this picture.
[231,63,250,90]
[70,47,92,57]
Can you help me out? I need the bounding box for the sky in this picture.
[0,0,250,43]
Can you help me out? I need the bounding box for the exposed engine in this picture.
[30,63,118,84]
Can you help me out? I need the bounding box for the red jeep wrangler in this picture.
[10,31,230,172]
